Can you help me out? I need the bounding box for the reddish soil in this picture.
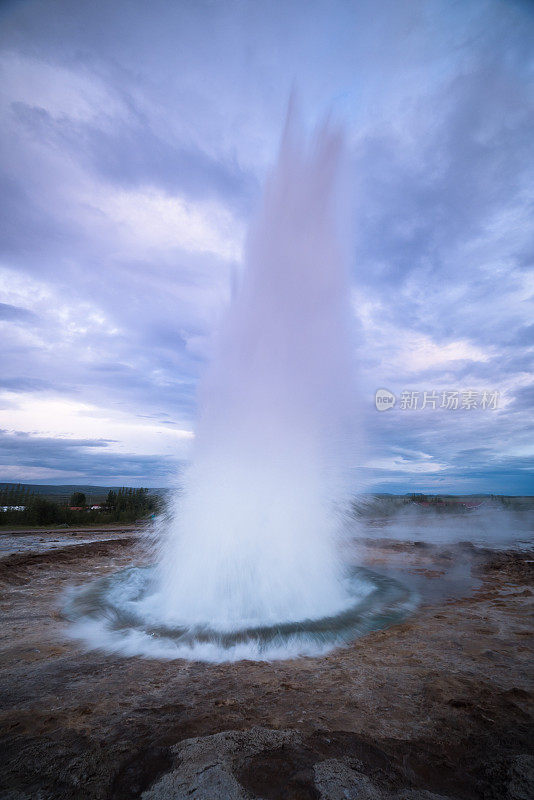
[0,533,532,799]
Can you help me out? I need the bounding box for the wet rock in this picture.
[393,792,454,800]
[142,727,299,800]
[142,728,460,800]
[507,754,534,800]
[142,762,248,800]
[314,758,385,799]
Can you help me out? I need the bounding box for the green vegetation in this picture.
[69,491,86,507]
[1,484,531,529]
[0,484,165,527]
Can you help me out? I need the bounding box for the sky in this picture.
[0,0,533,493]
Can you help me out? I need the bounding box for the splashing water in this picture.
[64,109,416,660]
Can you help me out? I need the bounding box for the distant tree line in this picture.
[0,484,35,508]
[0,485,164,527]
[352,493,533,519]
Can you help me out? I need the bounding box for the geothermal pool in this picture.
[64,110,412,661]
[63,564,416,661]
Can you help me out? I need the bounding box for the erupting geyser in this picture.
[64,108,416,661]
[159,108,356,628]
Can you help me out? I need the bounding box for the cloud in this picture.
[11,97,257,211]
[0,0,532,489]
[0,429,182,484]
[91,186,244,261]
[0,302,38,323]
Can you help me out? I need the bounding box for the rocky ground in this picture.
[0,529,532,799]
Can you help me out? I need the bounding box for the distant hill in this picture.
[0,483,171,504]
